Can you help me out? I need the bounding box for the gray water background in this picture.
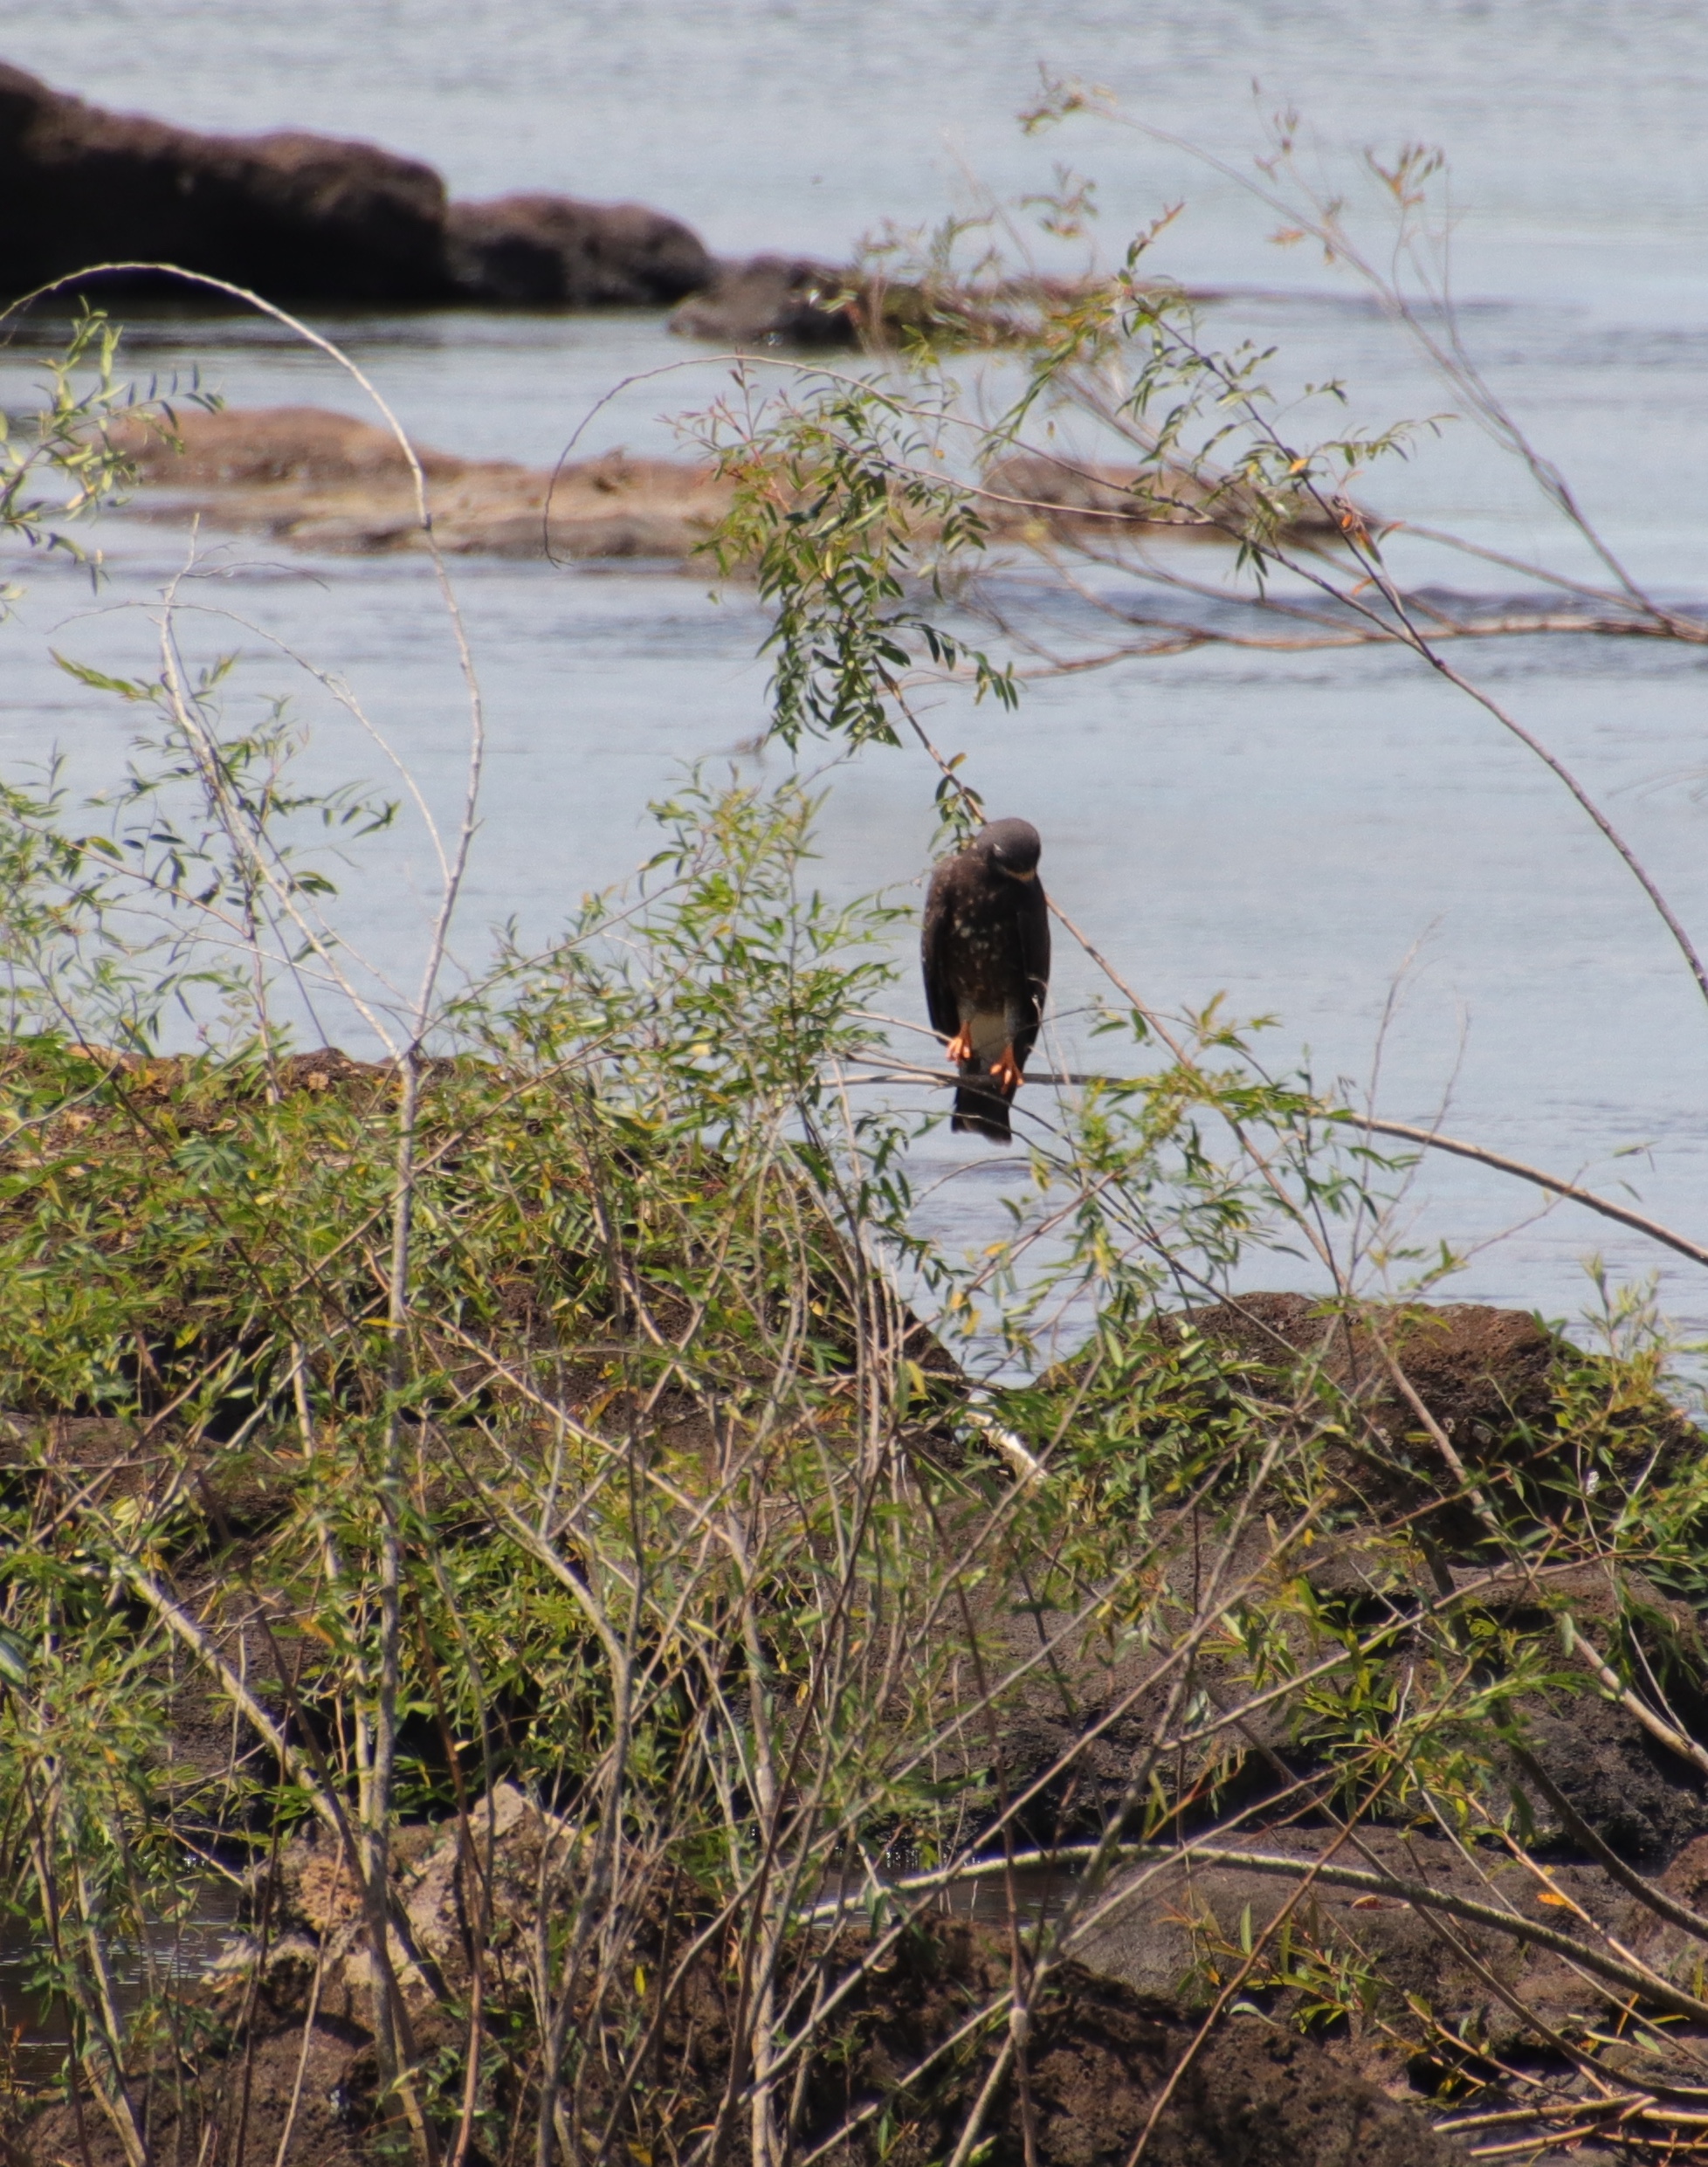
[3,3,1708,1336]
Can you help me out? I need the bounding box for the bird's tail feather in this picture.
[952,1070,1013,1143]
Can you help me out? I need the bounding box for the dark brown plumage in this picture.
[921,817,1050,1143]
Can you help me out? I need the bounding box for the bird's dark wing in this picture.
[920,857,966,1042]
[1010,877,1051,1070]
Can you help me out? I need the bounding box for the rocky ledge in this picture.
[1,63,1096,347]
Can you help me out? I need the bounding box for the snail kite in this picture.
[921,817,1050,1144]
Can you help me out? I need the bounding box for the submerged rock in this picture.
[667,258,1097,351]
[114,404,472,489]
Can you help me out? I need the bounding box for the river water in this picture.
[4,2,1708,1344]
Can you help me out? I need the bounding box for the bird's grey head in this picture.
[975,817,1043,882]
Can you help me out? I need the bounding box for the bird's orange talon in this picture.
[991,1047,1023,1095]
[944,1028,973,1065]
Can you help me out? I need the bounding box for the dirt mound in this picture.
[787,1924,1458,2167]
[1166,1289,1698,1545]
[1181,1290,1560,1450]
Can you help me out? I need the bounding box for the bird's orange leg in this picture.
[944,1027,973,1064]
[990,1045,1024,1095]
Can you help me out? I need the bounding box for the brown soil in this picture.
[12,1910,1460,2167]
[783,1924,1460,2167]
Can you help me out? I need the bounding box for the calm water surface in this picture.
[3,3,1708,1338]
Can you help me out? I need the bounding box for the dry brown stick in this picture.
[1559,1612,1708,1782]
[1347,1115,1708,1268]
[1435,2099,1650,2136]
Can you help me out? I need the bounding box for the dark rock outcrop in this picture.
[0,62,451,301]
[973,1559,1708,1863]
[947,1293,1708,1862]
[1175,1289,1700,1542]
[446,191,713,306]
[0,64,718,310]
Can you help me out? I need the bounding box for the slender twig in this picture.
[841,1056,1708,1269]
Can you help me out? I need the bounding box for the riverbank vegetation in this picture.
[7,124,1708,2167]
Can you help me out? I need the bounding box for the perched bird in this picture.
[921,817,1051,1143]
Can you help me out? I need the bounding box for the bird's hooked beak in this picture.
[998,865,1037,882]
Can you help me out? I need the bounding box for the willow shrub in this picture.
[0,306,1706,2167]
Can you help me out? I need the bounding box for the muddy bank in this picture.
[12,1783,1457,2167]
[23,1768,1708,2163]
